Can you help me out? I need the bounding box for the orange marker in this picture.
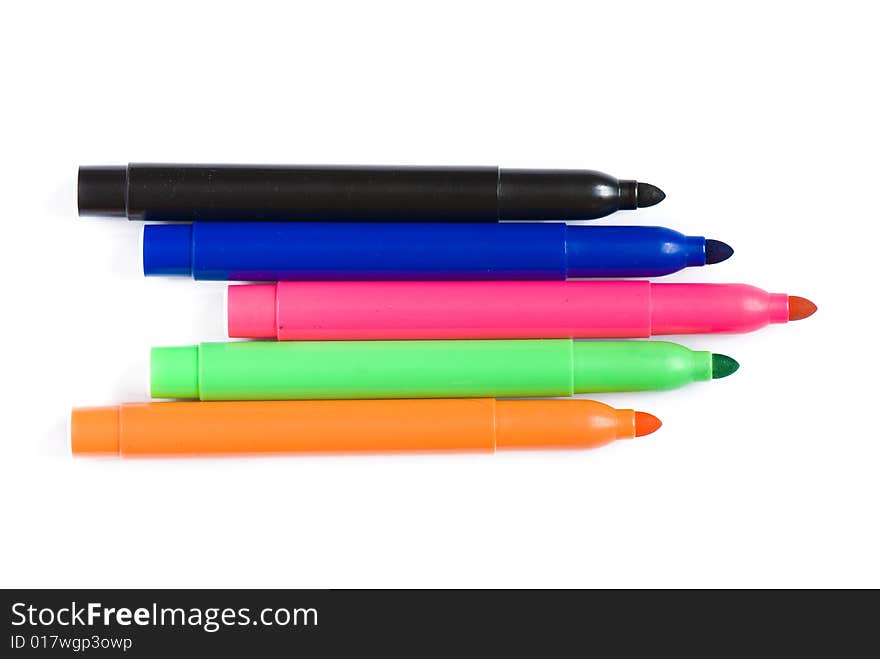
[70,399,661,457]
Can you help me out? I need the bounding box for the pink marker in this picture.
[227,281,817,341]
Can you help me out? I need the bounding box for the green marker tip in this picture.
[711,353,739,379]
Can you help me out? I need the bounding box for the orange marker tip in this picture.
[788,296,817,321]
[634,412,662,437]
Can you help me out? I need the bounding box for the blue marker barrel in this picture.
[143,223,709,281]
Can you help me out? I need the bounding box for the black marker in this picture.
[77,164,665,222]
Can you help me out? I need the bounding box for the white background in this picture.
[1,1,877,588]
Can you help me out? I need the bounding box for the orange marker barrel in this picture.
[70,399,661,457]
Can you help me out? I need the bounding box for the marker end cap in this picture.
[143,224,194,276]
[78,166,126,217]
[151,346,200,398]
[228,285,277,338]
[71,406,120,454]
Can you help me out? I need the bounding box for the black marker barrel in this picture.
[77,164,665,222]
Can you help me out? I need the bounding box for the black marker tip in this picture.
[704,239,734,265]
[636,182,666,208]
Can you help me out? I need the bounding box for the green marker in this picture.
[150,340,738,401]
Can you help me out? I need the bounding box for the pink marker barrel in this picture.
[227,281,792,340]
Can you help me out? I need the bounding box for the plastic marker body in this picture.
[229,281,796,340]
[143,223,712,280]
[150,339,729,401]
[78,164,664,222]
[71,399,660,456]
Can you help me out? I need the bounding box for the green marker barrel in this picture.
[150,340,737,400]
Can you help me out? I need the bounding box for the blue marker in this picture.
[143,223,733,281]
